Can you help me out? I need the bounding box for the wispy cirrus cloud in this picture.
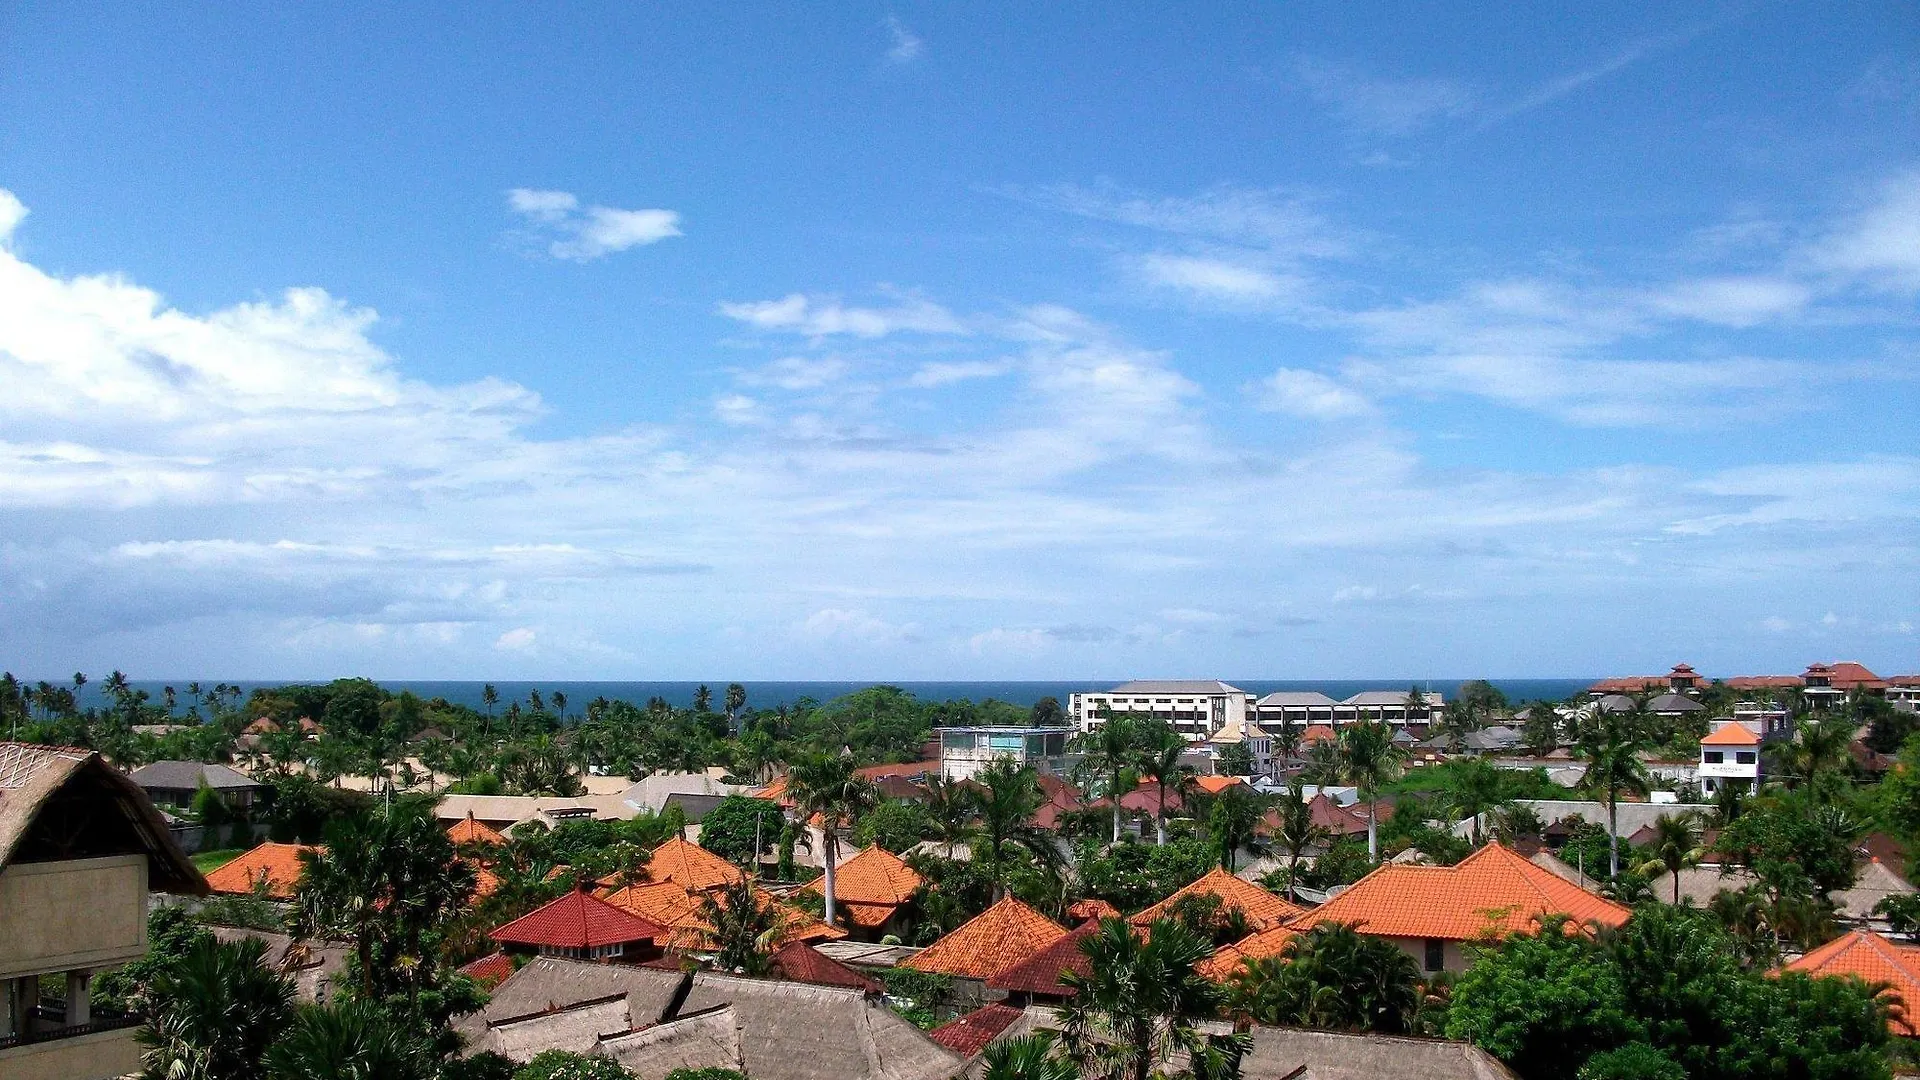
[717,292,967,337]
[506,188,681,260]
[881,15,923,65]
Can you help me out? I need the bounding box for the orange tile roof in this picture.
[203,841,316,898]
[770,940,881,992]
[1785,930,1920,1036]
[1129,868,1306,931]
[459,951,516,989]
[645,837,745,890]
[805,846,924,919]
[1701,724,1761,746]
[988,921,1096,997]
[928,1003,1025,1058]
[491,889,667,950]
[1066,898,1121,924]
[750,776,791,805]
[1197,924,1301,982]
[1298,841,1630,942]
[448,813,506,846]
[1300,724,1337,745]
[470,862,502,901]
[1194,775,1243,795]
[902,896,1068,980]
[601,878,844,952]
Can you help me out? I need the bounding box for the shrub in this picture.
[512,1050,636,1080]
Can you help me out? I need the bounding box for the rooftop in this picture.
[1130,867,1306,931]
[901,896,1067,980]
[127,760,264,791]
[645,836,746,890]
[1299,841,1630,942]
[769,939,881,993]
[1785,930,1920,1036]
[491,889,668,950]
[448,813,506,846]
[803,845,923,928]
[1198,924,1301,982]
[1701,724,1761,746]
[987,921,1097,997]
[1102,680,1247,695]
[927,1002,1025,1058]
[203,841,315,898]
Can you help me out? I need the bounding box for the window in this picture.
[1424,938,1445,972]
[1736,752,1756,764]
[1703,751,1724,764]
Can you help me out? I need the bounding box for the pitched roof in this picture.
[1300,842,1630,942]
[459,951,516,989]
[1238,1026,1518,1080]
[491,888,668,950]
[1646,693,1705,713]
[805,845,922,907]
[1198,924,1301,982]
[927,1003,1025,1058]
[602,879,844,952]
[127,760,263,791]
[1786,930,1920,1036]
[448,813,506,845]
[1701,723,1762,746]
[1258,691,1340,707]
[770,940,881,992]
[1300,724,1337,745]
[646,837,746,890]
[987,920,1096,997]
[1066,898,1121,923]
[1825,661,1887,689]
[1195,775,1244,794]
[1130,867,1306,930]
[0,741,205,893]
[901,896,1068,980]
[204,841,316,898]
[678,972,962,1080]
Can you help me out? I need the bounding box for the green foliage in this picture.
[446,772,505,795]
[1057,917,1248,1080]
[697,795,784,863]
[441,1053,519,1080]
[880,968,954,1027]
[1292,838,1371,891]
[1073,836,1214,912]
[512,1051,637,1080]
[899,853,997,943]
[1876,892,1920,940]
[1165,892,1251,948]
[1446,924,1641,1080]
[704,875,780,976]
[1216,740,1255,777]
[981,1033,1075,1080]
[265,774,375,843]
[1720,791,1859,904]
[665,1070,748,1080]
[191,780,233,826]
[1577,1044,1684,1080]
[265,999,436,1080]
[851,797,933,853]
[1877,735,1920,839]
[139,936,297,1080]
[97,904,212,1013]
[1227,922,1423,1033]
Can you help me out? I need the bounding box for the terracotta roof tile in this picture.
[1197,925,1301,982]
[988,921,1096,997]
[770,940,881,992]
[448,814,506,846]
[1300,724,1337,745]
[459,951,516,989]
[203,842,316,898]
[1066,898,1121,924]
[928,1003,1025,1058]
[1701,724,1761,746]
[1194,775,1243,795]
[602,879,844,952]
[805,846,923,911]
[1786,930,1920,1036]
[1298,841,1629,942]
[1130,868,1306,930]
[645,837,746,890]
[902,896,1067,980]
[490,889,667,950]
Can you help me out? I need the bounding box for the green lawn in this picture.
[191,848,244,873]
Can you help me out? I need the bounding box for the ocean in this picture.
[78,678,1597,714]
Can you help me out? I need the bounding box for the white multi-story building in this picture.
[936,726,1074,782]
[1698,721,1762,795]
[1253,689,1444,729]
[1069,681,1253,741]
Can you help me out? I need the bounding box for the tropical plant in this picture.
[264,999,436,1080]
[1632,813,1704,905]
[1057,917,1250,1080]
[1571,709,1653,877]
[1137,724,1191,845]
[697,796,783,865]
[1445,920,1642,1080]
[974,757,1063,899]
[1205,782,1267,871]
[784,753,878,927]
[1334,721,1405,862]
[138,936,297,1080]
[1441,756,1509,846]
[1227,921,1422,1033]
[1265,781,1330,901]
[921,771,977,857]
[981,1032,1077,1080]
[704,874,781,975]
[1073,710,1141,842]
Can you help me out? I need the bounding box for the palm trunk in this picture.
[1607,794,1620,878]
[1112,770,1122,843]
[1367,801,1379,863]
[1673,869,1680,905]
[822,830,838,928]
[1156,788,1167,845]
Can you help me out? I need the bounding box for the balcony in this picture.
[0,1004,143,1080]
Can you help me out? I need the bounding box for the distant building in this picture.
[125,760,263,812]
[1253,689,1444,729]
[1588,663,1707,697]
[936,726,1072,782]
[1068,681,1253,740]
[1698,722,1762,795]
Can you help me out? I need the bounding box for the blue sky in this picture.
[1,2,1916,682]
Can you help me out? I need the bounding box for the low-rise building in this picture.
[936,725,1072,781]
[1,742,207,1080]
[1698,722,1762,795]
[1254,689,1444,729]
[126,760,263,812]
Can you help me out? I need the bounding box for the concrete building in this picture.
[1,742,207,1080]
[1069,680,1253,740]
[126,760,263,812]
[1254,689,1444,729]
[936,726,1073,781]
[1699,722,1762,795]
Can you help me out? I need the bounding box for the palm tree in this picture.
[1402,684,1429,726]
[1634,812,1704,904]
[264,1000,434,1080]
[704,874,781,975]
[1572,708,1653,878]
[481,683,498,733]
[1772,712,1853,799]
[785,753,878,927]
[973,758,1062,899]
[1136,726,1190,845]
[1206,783,1268,872]
[1057,917,1247,1080]
[725,682,748,732]
[922,772,977,858]
[1072,711,1140,843]
[1442,756,1509,846]
[1268,781,1331,902]
[1270,715,1303,768]
[139,936,296,1080]
[1226,921,1422,1033]
[1335,721,1406,862]
[982,1033,1076,1080]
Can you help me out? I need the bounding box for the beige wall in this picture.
[0,856,148,981]
[1381,934,1470,975]
[0,1025,142,1080]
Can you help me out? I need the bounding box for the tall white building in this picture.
[1069,681,1253,741]
[1254,689,1444,728]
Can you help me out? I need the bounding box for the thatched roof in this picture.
[209,926,348,1003]
[1237,1026,1517,1079]
[0,741,204,893]
[600,1003,743,1075]
[679,971,963,1080]
[451,956,687,1056]
[486,995,634,1060]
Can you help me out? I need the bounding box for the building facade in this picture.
[936,726,1074,781]
[1068,681,1253,740]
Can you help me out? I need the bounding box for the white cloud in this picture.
[1290,57,1479,136]
[0,190,26,242]
[1254,368,1375,420]
[495,627,537,651]
[1134,254,1295,302]
[1025,183,1350,258]
[882,15,923,64]
[506,188,681,260]
[1762,616,1793,633]
[798,608,917,644]
[906,360,1010,388]
[1648,276,1811,327]
[736,356,849,390]
[1813,169,1920,292]
[713,394,762,426]
[717,292,967,337]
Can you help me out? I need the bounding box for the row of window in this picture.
[1702,751,1757,764]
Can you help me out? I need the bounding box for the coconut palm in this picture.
[1072,711,1141,843]
[922,772,977,857]
[1136,725,1191,845]
[1267,781,1331,902]
[1442,756,1510,846]
[264,1000,434,1080]
[982,1033,1077,1080]
[1572,708,1653,878]
[1772,712,1853,799]
[974,758,1063,899]
[785,753,878,927]
[139,936,296,1080]
[704,874,781,975]
[1226,921,1422,1033]
[1206,782,1268,872]
[1335,721,1406,862]
[1058,917,1248,1080]
[1634,812,1705,905]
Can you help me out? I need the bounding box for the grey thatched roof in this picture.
[209,927,349,1003]
[452,957,687,1057]
[1238,1027,1516,1079]
[0,741,204,893]
[486,995,634,1061]
[600,1003,743,1075]
[680,971,963,1080]
[128,760,262,792]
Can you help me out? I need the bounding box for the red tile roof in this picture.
[1588,677,1668,694]
[1726,675,1805,690]
[645,837,745,890]
[770,940,881,992]
[902,896,1068,980]
[987,921,1096,997]
[601,878,844,952]
[490,888,667,950]
[804,846,924,929]
[203,842,315,898]
[458,951,516,989]
[1194,775,1243,795]
[448,813,506,846]
[927,1003,1025,1058]
[1824,661,1887,690]
[1197,924,1301,982]
[1785,930,1920,1036]
[1065,898,1121,924]
[1299,841,1630,942]
[1300,724,1337,746]
[1129,868,1306,931]
[1701,724,1761,746]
